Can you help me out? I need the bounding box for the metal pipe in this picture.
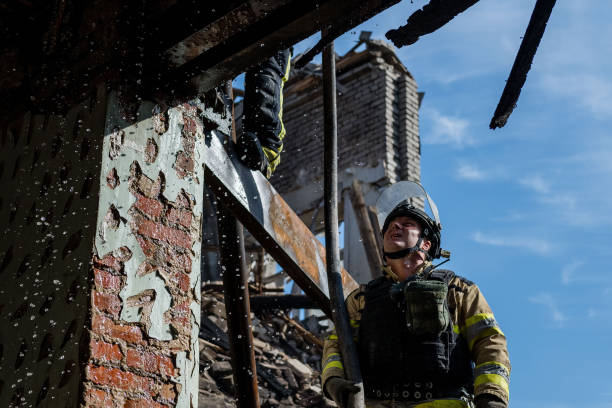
[217,204,260,408]
[322,36,365,408]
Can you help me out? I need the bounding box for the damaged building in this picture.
[0,0,552,406]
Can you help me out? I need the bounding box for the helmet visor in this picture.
[376,181,442,231]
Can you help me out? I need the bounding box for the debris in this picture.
[199,289,335,407]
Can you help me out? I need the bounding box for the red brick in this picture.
[137,219,192,249]
[174,190,193,209]
[166,208,192,228]
[136,236,158,258]
[92,314,144,345]
[126,349,176,377]
[124,398,166,408]
[84,387,115,406]
[134,194,164,218]
[169,271,190,292]
[93,291,122,318]
[159,383,177,403]
[173,300,190,327]
[174,151,194,178]
[94,268,122,291]
[166,251,191,272]
[93,254,122,271]
[86,364,155,393]
[90,339,122,364]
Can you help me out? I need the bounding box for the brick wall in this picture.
[82,95,221,407]
[271,42,421,203]
[0,87,225,407]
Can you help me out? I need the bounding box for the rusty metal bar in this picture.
[322,38,365,408]
[489,0,557,129]
[203,129,358,317]
[217,204,260,408]
[349,180,384,278]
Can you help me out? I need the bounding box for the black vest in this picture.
[357,270,474,401]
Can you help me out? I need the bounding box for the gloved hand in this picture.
[236,131,268,174]
[324,377,360,408]
[474,393,507,408]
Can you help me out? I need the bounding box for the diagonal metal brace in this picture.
[203,130,358,317]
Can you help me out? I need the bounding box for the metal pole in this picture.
[322,35,365,408]
[217,204,260,408]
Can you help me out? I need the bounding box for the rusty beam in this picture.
[217,204,260,408]
[489,0,557,129]
[203,130,358,318]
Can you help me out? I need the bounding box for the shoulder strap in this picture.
[426,268,456,285]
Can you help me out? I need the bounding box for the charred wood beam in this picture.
[2,0,402,121]
[489,0,556,129]
[385,0,480,47]
[203,129,358,317]
[143,0,246,55]
[250,295,319,312]
[294,0,400,69]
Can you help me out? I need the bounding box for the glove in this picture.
[324,377,360,408]
[236,131,268,174]
[474,394,507,408]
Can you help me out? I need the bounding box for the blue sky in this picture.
[281,1,612,407]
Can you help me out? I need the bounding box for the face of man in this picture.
[383,216,424,252]
[383,215,431,280]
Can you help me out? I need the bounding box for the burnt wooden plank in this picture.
[489,0,557,129]
[203,130,358,317]
[385,0,480,47]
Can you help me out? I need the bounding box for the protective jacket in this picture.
[243,48,291,178]
[321,263,510,406]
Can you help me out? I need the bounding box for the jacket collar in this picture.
[382,260,432,283]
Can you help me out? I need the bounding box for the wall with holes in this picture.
[0,85,108,407]
[0,86,229,407]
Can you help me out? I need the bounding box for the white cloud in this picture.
[540,74,612,119]
[455,163,487,181]
[423,109,472,147]
[528,292,566,327]
[472,231,552,255]
[492,211,525,222]
[519,175,550,194]
[561,260,583,285]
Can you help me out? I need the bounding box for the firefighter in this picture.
[237,48,292,179]
[321,181,510,408]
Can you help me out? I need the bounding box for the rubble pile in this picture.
[199,289,335,407]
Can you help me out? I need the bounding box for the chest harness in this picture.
[357,269,474,402]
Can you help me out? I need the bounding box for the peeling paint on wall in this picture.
[84,91,224,406]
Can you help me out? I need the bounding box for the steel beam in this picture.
[217,204,260,408]
[322,39,365,408]
[203,130,358,317]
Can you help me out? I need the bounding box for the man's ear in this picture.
[422,239,432,251]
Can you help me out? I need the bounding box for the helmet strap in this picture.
[382,236,432,261]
